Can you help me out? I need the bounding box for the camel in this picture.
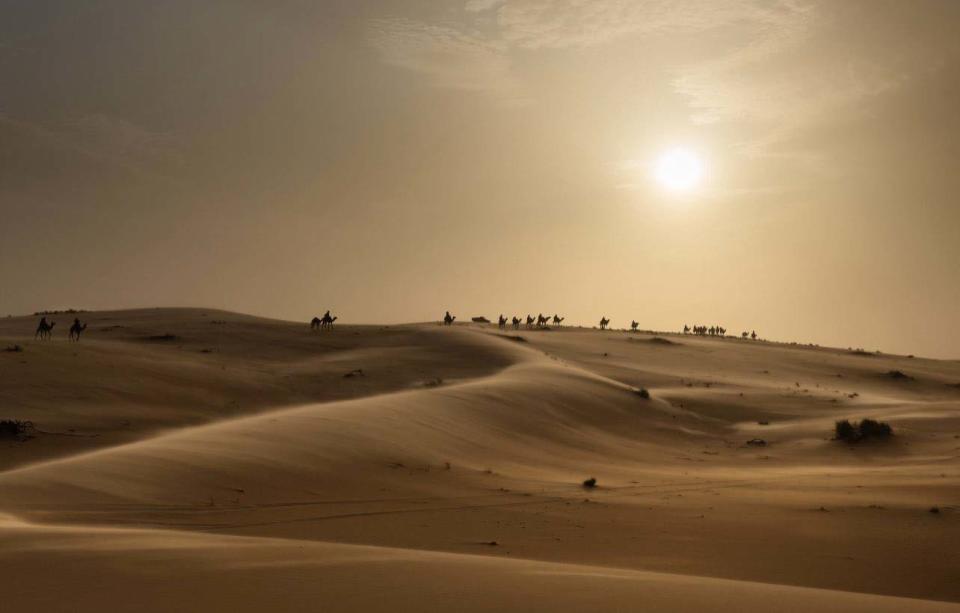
[443,311,456,326]
[742,331,749,339]
[683,324,690,334]
[525,315,535,329]
[552,314,564,327]
[310,317,322,331]
[751,330,757,340]
[599,317,610,330]
[630,320,639,332]
[68,319,87,341]
[536,313,549,328]
[34,318,55,340]
[498,315,507,329]
[319,311,337,330]
[511,316,521,330]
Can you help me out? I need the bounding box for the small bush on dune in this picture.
[582,477,597,488]
[635,388,650,399]
[144,333,179,342]
[885,370,913,380]
[858,418,893,439]
[835,418,893,443]
[0,420,34,440]
[835,419,858,442]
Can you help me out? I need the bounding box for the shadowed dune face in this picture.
[0,309,958,610]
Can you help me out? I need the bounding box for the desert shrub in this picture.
[582,477,597,488]
[858,418,892,439]
[835,419,857,442]
[885,370,913,380]
[635,388,650,399]
[144,333,178,342]
[835,418,893,442]
[0,420,33,440]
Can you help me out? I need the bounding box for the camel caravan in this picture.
[444,311,567,330]
[32,316,87,341]
[683,324,727,337]
[683,324,757,340]
[310,310,338,331]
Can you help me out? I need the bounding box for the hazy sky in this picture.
[2,0,959,357]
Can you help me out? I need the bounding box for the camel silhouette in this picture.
[525,315,535,329]
[630,320,639,331]
[35,318,55,340]
[310,317,322,331]
[683,324,690,334]
[599,317,610,330]
[552,314,564,327]
[511,316,521,330]
[498,315,507,329]
[536,313,550,328]
[321,312,338,329]
[751,330,757,340]
[443,311,456,326]
[68,319,87,341]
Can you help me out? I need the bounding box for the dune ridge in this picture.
[1,309,958,610]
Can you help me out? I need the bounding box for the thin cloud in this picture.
[367,17,524,102]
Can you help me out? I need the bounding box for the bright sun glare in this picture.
[654,148,704,193]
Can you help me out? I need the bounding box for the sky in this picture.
[1,0,959,358]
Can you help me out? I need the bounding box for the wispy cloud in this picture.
[368,0,960,169]
[367,17,525,103]
[496,0,785,49]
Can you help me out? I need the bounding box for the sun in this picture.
[653,148,704,192]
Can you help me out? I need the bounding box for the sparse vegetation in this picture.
[0,420,34,440]
[144,333,179,342]
[746,438,767,447]
[3,344,23,353]
[885,370,913,380]
[582,477,597,488]
[835,419,857,441]
[635,387,650,399]
[33,309,85,315]
[835,418,893,442]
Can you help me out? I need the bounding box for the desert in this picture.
[1,309,957,611]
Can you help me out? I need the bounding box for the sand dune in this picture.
[1,309,958,610]
[2,515,955,613]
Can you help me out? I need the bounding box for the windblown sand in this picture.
[1,309,957,611]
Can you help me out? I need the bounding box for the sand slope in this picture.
[1,310,958,610]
